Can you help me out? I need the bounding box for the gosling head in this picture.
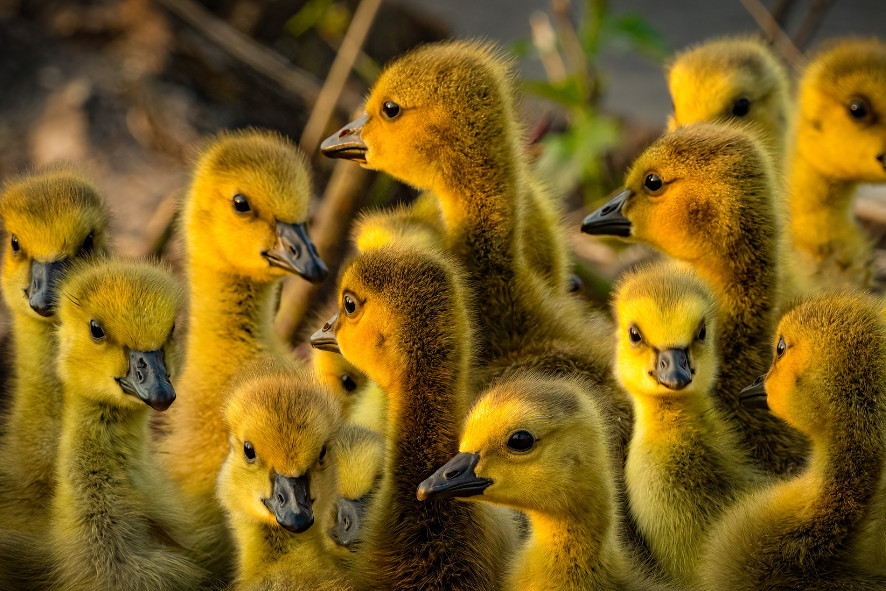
[795,38,886,184]
[310,241,469,393]
[740,292,886,442]
[613,262,718,399]
[417,375,612,517]
[582,122,776,266]
[667,36,789,157]
[327,424,384,548]
[56,259,179,412]
[186,129,327,283]
[0,165,109,319]
[321,40,519,194]
[218,357,340,534]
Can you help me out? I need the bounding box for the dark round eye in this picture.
[344,295,357,315]
[732,97,751,117]
[10,234,19,253]
[89,320,105,340]
[506,430,535,452]
[697,322,706,343]
[233,194,251,213]
[341,373,357,392]
[244,441,256,461]
[382,101,400,119]
[81,231,94,254]
[848,99,868,120]
[629,325,642,344]
[318,444,327,462]
[644,174,662,193]
[776,336,786,359]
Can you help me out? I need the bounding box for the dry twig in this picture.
[739,0,806,70]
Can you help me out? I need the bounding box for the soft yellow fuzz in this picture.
[613,262,760,586]
[458,375,650,590]
[160,128,314,573]
[331,424,384,501]
[701,292,886,590]
[617,121,805,474]
[787,38,886,290]
[357,40,569,291]
[0,164,109,531]
[217,356,350,591]
[353,190,444,253]
[51,259,212,591]
[667,36,790,165]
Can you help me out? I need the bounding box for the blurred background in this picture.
[1,0,884,347]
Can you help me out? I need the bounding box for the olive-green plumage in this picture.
[50,259,212,591]
[0,165,110,533]
[329,242,517,590]
[700,292,886,590]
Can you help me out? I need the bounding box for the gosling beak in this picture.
[739,374,769,410]
[320,114,368,163]
[115,349,176,411]
[263,473,313,533]
[581,188,632,237]
[263,221,328,284]
[329,497,366,548]
[27,259,66,317]
[417,452,491,501]
[655,348,693,390]
[309,313,340,354]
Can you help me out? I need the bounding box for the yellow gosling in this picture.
[0,165,109,532]
[614,262,761,587]
[418,375,665,591]
[159,129,327,572]
[667,36,790,167]
[50,259,213,591]
[311,241,517,590]
[787,38,886,290]
[321,40,571,296]
[701,292,886,590]
[217,357,350,591]
[583,122,806,475]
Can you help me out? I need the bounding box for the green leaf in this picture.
[606,12,671,61]
[522,77,586,110]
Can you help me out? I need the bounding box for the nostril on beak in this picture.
[602,204,615,215]
[277,493,285,504]
[339,129,350,138]
[322,322,333,332]
[444,468,463,481]
[288,244,300,257]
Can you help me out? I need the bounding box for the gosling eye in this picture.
[644,174,663,193]
[628,325,643,345]
[848,99,869,120]
[318,444,327,463]
[341,374,357,392]
[506,430,536,452]
[776,336,786,359]
[80,231,95,255]
[243,441,256,462]
[697,322,707,343]
[89,320,105,341]
[10,234,20,254]
[381,101,401,119]
[343,294,357,315]
[232,194,251,214]
[732,97,751,117]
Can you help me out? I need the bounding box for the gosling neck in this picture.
[630,391,721,445]
[232,514,327,584]
[788,151,859,257]
[2,310,60,485]
[517,481,623,589]
[433,143,525,278]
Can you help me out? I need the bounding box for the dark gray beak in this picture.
[320,114,368,163]
[27,259,66,317]
[115,349,176,411]
[263,221,328,284]
[263,473,313,533]
[581,188,632,237]
[417,452,491,501]
[739,374,769,410]
[329,497,366,548]
[309,314,340,354]
[655,348,693,390]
